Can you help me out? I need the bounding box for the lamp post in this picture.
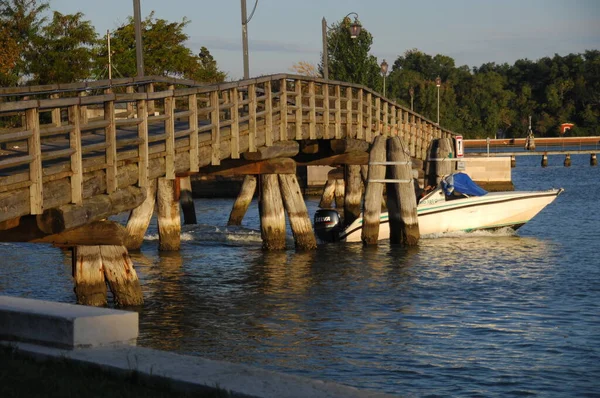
[322,13,362,80]
[132,0,143,77]
[241,0,250,79]
[409,87,414,111]
[435,76,441,125]
[380,59,388,97]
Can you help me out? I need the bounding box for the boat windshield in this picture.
[442,173,488,197]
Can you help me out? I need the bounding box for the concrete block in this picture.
[0,296,138,349]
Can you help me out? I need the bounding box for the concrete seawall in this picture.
[0,295,393,398]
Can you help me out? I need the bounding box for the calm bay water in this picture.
[1,153,599,397]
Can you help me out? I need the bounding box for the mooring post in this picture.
[178,176,197,225]
[564,153,571,167]
[344,165,363,227]
[511,155,516,168]
[362,135,387,245]
[386,137,420,245]
[157,178,181,251]
[591,153,598,166]
[100,245,144,306]
[259,174,287,250]
[279,174,317,250]
[72,246,107,307]
[334,178,345,209]
[228,175,257,225]
[425,138,454,187]
[541,153,548,167]
[124,178,157,251]
[319,179,335,208]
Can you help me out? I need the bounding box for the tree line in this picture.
[0,0,226,88]
[320,17,599,138]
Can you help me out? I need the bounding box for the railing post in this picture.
[375,97,381,135]
[78,91,88,125]
[279,78,288,141]
[147,82,155,115]
[265,81,274,145]
[415,118,422,159]
[231,88,240,158]
[295,81,302,140]
[346,87,353,138]
[165,95,175,179]
[409,115,416,157]
[26,107,43,214]
[357,89,364,140]
[137,99,148,186]
[104,98,117,193]
[210,90,221,165]
[334,85,341,139]
[249,83,257,152]
[68,105,83,205]
[126,85,135,117]
[323,83,330,139]
[188,94,199,171]
[366,92,372,142]
[308,81,316,140]
[390,107,397,136]
[382,101,389,136]
[50,93,61,127]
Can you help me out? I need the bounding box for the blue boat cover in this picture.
[442,173,488,196]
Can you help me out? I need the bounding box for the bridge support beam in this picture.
[425,138,454,187]
[564,154,571,167]
[591,153,598,166]
[385,137,419,245]
[125,179,157,251]
[179,176,197,225]
[157,178,181,251]
[72,245,143,307]
[362,136,387,245]
[344,165,363,227]
[228,175,257,226]
[259,175,287,250]
[541,153,548,167]
[279,174,317,250]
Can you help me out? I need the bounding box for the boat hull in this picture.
[340,189,563,242]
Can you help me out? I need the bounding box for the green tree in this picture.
[0,0,49,84]
[100,12,226,82]
[28,11,98,84]
[320,16,381,91]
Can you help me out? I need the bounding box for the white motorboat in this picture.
[314,173,564,242]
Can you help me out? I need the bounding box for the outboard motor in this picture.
[313,209,342,243]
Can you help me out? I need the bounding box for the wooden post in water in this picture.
[124,179,157,251]
[564,153,571,167]
[541,153,548,168]
[259,175,287,250]
[511,155,516,168]
[72,246,107,307]
[100,245,143,306]
[334,178,345,209]
[425,138,454,186]
[179,176,197,225]
[344,165,363,227]
[319,179,336,208]
[228,175,257,225]
[591,153,598,166]
[157,178,181,251]
[362,135,387,245]
[385,137,419,245]
[279,174,317,250]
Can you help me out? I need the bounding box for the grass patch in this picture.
[0,345,228,398]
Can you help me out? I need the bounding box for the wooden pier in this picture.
[1,74,458,305]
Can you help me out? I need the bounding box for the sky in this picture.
[49,0,600,80]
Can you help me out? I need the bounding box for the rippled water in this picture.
[1,154,599,397]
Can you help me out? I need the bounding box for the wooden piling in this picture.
[157,178,181,251]
[179,176,197,225]
[334,178,345,209]
[541,153,548,167]
[564,153,571,167]
[385,137,419,245]
[72,246,107,307]
[362,135,387,245]
[511,155,516,168]
[259,175,287,250]
[344,165,363,227]
[425,138,454,186]
[100,245,143,306]
[319,179,335,208]
[124,179,157,251]
[278,174,317,250]
[228,175,257,225]
[591,153,598,166]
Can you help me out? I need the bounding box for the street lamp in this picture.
[435,76,441,125]
[322,13,362,80]
[380,59,388,97]
[409,87,414,111]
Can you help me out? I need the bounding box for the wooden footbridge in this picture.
[0,74,457,306]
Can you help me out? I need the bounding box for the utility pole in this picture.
[322,17,328,80]
[241,0,249,79]
[133,0,144,77]
[107,30,112,80]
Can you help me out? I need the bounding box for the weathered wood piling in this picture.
[564,154,571,167]
[157,178,181,251]
[259,174,287,250]
[124,179,157,251]
[591,153,598,166]
[279,174,317,250]
[541,153,548,168]
[228,175,257,226]
[72,246,107,307]
[362,136,387,245]
[343,165,363,227]
[179,176,197,225]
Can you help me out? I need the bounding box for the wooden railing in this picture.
[0,74,456,224]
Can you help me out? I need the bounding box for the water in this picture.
[1,154,599,397]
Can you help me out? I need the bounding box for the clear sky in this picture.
[49,0,600,80]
